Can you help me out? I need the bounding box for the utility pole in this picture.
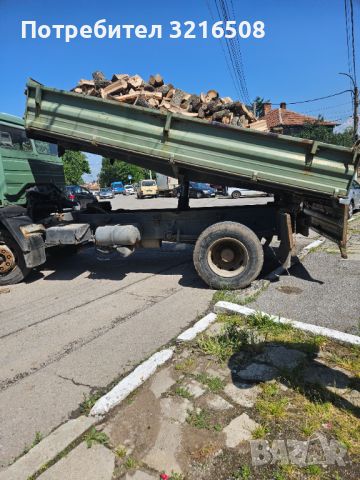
[339,72,359,142]
[354,84,359,141]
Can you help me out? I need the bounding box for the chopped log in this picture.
[78,79,95,87]
[149,74,164,88]
[101,78,128,97]
[135,96,150,108]
[112,91,162,103]
[205,89,219,102]
[212,109,231,122]
[200,92,207,103]
[166,88,175,99]
[189,95,201,112]
[170,89,186,107]
[222,112,233,124]
[73,87,83,94]
[248,119,268,131]
[198,107,206,119]
[143,83,156,92]
[221,96,233,104]
[156,84,172,96]
[167,106,198,116]
[127,75,144,89]
[92,71,109,88]
[111,74,129,82]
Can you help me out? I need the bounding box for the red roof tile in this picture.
[260,108,337,129]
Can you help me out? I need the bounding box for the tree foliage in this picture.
[294,122,354,148]
[99,158,149,187]
[251,96,270,118]
[62,150,91,185]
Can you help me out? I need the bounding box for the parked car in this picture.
[348,179,360,217]
[99,187,115,199]
[64,185,98,209]
[137,179,158,199]
[111,181,125,194]
[226,187,268,199]
[189,182,216,199]
[124,184,135,195]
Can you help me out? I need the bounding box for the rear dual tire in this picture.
[193,221,264,290]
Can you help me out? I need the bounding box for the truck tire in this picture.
[193,222,264,290]
[0,230,31,285]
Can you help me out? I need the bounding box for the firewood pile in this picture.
[71,71,262,128]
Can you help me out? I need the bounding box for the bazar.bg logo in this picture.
[250,435,347,466]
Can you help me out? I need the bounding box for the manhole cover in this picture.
[276,286,303,295]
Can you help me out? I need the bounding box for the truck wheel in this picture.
[193,222,264,290]
[231,190,241,199]
[0,231,30,285]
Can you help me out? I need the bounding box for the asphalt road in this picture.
[0,194,274,468]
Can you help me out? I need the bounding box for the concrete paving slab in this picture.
[224,382,261,407]
[223,413,259,448]
[39,442,115,480]
[0,417,94,480]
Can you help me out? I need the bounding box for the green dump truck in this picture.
[0,80,358,287]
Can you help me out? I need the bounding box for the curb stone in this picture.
[214,301,360,346]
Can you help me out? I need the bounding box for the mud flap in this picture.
[277,212,295,269]
[303,203,348,258]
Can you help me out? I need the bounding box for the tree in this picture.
[99,158,149,187]
[62,151,91,185]
[251,96,270,118]
[294,121,354,148]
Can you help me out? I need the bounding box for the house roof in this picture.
[260,108,338,129]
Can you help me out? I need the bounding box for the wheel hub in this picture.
[207,237,248,278]
[0,244,16,274]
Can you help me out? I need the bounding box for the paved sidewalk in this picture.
[29,311,359,480]
[253,214,360,335]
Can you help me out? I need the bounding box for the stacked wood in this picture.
[71,71,259,128]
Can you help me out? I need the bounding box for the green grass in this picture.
[198,321,249,361]
[114,445,127,458]
[83,427,109,448]
[79,392,103,415]
[23,431,43,455]
[124,456,138,469]
[174,357,196,373]
[233,464,251,479]
[252,425,269,439]
[174,386,193,399]
[186,409,222,431]
[256,383,288,419]
[195,373,225,393]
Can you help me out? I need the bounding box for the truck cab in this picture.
[0,112,64,207]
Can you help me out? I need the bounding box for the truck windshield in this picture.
[142,180,156,186]
[0,124,32,151]
[34,140,58,156]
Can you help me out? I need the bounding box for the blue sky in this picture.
[0,0,358,179]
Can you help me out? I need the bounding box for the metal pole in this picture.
[354,85,359,142]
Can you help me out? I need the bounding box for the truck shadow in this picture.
[25,243,320,288]
[227,340,360,419]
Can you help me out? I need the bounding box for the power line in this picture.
[344,0,353,79]
[212,0,251,104]
[206,0,242,100]
[297,101,352,115]
[271,90,352,106]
